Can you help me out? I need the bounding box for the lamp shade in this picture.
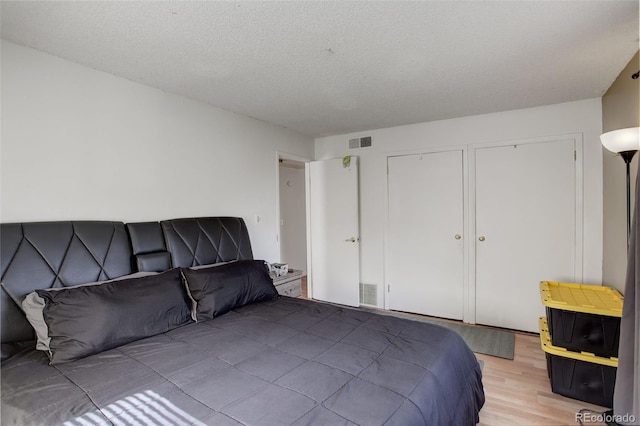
[600,127,640,153]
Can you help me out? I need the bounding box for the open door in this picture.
[307,156,360,307]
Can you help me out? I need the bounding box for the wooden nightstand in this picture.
[271,269,303,298]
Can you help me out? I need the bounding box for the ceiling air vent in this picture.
[348,136,372,149]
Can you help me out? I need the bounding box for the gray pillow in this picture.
[181,260,278,322]
[23,269,191,364]
[181,262,233,320]
[22,271,157,352]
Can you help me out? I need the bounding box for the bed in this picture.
[1,217,484,426]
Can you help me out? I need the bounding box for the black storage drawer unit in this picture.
[540,281,623,358]
[546,308,620,358]
[539,317,618,408]
[545,353,616,408]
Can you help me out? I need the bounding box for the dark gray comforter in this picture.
[1,297,484,426]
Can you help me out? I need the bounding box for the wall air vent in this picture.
[359,283,378,306]
[348,136,373,149]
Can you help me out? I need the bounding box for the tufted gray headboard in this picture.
[127,217,254,271]
[161,217,253,267]
[0,217,254,349]
[0,221,133,345]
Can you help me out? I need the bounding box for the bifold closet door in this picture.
[475,139,576,332]
[387,151,464,320]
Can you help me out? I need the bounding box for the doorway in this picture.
[278,156,308,277]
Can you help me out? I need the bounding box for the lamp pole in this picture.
[620,150,637,248]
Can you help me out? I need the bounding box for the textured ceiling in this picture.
[1,1,638,138]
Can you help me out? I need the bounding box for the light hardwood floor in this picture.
[300,277,609,425]
[476,333,608,426]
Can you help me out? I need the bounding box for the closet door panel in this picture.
[475,139,576,332]
[387,151,464,320]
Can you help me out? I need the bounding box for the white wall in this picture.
[0,40,314,262]
[315,99,603,306]
[278,165,307,272]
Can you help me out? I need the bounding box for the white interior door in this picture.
[387,151,464,320]
[308,156,360,307]
[475,139,576,332]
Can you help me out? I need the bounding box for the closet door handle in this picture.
[478,236,486,242]
[455,234,462,240]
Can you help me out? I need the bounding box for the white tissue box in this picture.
[270,263,289,277]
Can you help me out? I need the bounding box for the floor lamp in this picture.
[601,127,640,247]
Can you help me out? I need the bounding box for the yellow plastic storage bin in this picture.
[539,281,622,357]
[539,317,617,408]
[539,281,623,316]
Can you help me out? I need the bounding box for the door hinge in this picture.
[574,151,577,161]
[388,284,390,292]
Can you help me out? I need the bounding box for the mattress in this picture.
[1,296,484,426]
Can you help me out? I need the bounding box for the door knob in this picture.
[478,236,486,242]
[345,237,359,242]
[455,234,462,240]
